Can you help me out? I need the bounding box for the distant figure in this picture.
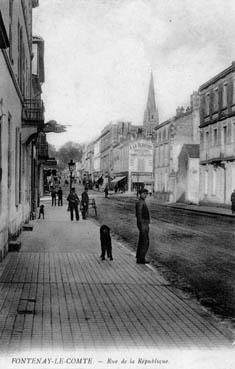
[38,204,45,219]
[81,187,89,219]
[100,225,113,261]
[104,186,109,198]
[67,187,80,221]
[135,188,150,264]
[57,187,63,206]
[231,189,235,214]
[51,188,57,206]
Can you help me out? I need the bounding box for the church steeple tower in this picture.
[143,71,159,134]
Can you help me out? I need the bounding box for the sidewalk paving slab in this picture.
[0,202,233,353]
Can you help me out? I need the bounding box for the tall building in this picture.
[153,92,200,202]
[199,62,235,207]
[143,72,159,135]
[0,0,45,260]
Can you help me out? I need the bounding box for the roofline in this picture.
[199,62,235,91]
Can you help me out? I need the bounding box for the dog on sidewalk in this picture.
[100,225,113,261]
[38,204,45,219]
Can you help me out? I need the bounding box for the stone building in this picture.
[0,0,44,259]
[154,92,200,202]
[99,121,140,186]
[113,138,154,193]
[199,62,235,207]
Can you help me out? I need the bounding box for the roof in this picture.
[181,144,200,158]
[199,62,235,91]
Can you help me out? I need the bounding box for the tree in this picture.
[48,143,57,159]
[56,142,83,170]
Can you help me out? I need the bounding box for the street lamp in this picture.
[68,159,75,190]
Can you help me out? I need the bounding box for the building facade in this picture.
[0,0,44,260]
[199,62,235,207]
[113,138,154,193]
[154,92,200,202]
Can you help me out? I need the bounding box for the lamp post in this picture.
[68,159,75,191]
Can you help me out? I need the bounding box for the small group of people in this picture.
[67,187,89,221]
[51,187,63,206]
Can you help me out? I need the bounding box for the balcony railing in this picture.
[22,99,44,127]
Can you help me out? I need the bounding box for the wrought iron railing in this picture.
[22,99,44,126]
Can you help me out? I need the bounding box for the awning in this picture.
[110,176,126,184]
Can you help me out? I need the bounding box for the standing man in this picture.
[104,185,109,198]
[135,188,150,264]
[67,187,80,221]
[231,189,235,214]
[51,187,57,206]
[57,187,63,206]
[81,187,89,219]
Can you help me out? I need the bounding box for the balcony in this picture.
[22,99,44,128]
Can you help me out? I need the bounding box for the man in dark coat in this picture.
[231,189,235,214]
[135,188,150,264]
[57,187,63,206]
[81,187,89,219]
[67,187,80,221]
[51,187,57,206]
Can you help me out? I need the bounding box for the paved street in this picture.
[93,193,235,319]
[0,197,232,354]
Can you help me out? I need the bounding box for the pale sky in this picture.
[33,0,235,148]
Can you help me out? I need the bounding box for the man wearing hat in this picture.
[135,188,150,264]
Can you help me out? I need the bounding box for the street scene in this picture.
[0,0,235,368]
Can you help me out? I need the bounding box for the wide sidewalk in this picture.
[0,199,233,354]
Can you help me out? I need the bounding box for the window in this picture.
[200,131,204,149]
[205,131,209,148]
[205,93,210,116]
[223,126,227,145]
[212,168,216,196]
[213,88,219,112]
[204,171,208,195]
[222,84,227,108]
[163,129,166,140]
[213,128,218,146]
[233,79,235,105]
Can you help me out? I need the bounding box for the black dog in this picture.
[100,225,113,261]
[38,204,45,219]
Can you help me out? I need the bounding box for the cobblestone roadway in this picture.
[0,199,232,352]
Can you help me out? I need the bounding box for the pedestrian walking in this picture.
[135,188,150,264]
[104,186,109,198]
[57,186,63,206]
[81,187,89,219]
[51,187,57,206]
[231,189,235,214]
[67,187,80,221]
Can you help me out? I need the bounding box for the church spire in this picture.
[143,71,159,133]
